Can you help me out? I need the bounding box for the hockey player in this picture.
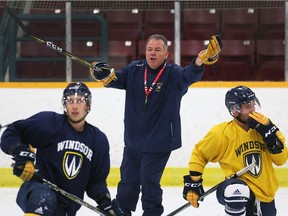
[183,85,288,216]
[89,34,221,215]
[0,82,123,216]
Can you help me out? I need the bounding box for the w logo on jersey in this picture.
[244,151,261,177]
[62,151,83,180]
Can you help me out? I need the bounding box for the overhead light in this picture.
[86,41,93,47]
[93,9,100,14]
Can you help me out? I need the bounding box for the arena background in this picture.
[0,1,288,188]
[0,82,288,188]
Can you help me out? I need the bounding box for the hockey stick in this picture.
[4,6,93,68]
[32,172,110,216]
[166,162,257,216]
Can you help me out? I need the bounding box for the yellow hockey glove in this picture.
[12,144,35,181]
[248,111,284,154]
[199,35,222,65]
[183,175,204,208]
[90,62,116,86]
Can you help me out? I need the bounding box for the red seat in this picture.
[70,41,101,58]
[181,40,217,80]
[259,8,285,39]
[137,40,175,64]
[218,40,255,81]
[16,61,65,79]
[20,41,59,58]
[256,40,285,81]
[106,11,143,41]
[143,11,174,40]
[221,8,258,40]
[108,40,137,70]
[182,9,220,40]
[72,20,102,37]
[27,21,65,37]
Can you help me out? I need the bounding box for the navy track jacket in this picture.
[0,111,110,212]
[107,59,204,153]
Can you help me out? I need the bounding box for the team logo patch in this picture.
[243,151,261,177]
[62,151,83,180]
[156,83,162,92]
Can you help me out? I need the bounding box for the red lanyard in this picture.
[144,63,166,105]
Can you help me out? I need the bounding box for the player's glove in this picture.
[90,62,116,86]
[183,175,204,208]
[12,144,35,181]
[248,111,284,154]
[97,199,123,216]
[199,35,222,65]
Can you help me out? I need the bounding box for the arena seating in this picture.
[259,8,285,39]
[217,40,256,81]
[256,39,285,81]
[143,11,175,40]
[105,10,143,41]
[108,40,137,70]
[182,9,221,40]
[221,8,258,40]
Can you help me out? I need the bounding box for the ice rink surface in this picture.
[1,187,288,216]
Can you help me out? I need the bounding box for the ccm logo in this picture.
[185,182,202,187]
[265,126,277,138]
[19,151,35,159]
[46,41,63,53]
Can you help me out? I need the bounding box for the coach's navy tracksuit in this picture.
[106,59,204,215]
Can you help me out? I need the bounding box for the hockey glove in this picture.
[97,199,123,216]
[183,175,204,208]
[248,111,284,154]
[12,144,35,181]
[199,35,222,65]
[90,62,116,86]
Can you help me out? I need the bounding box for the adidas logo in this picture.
[34,207,43,214]
[233,189,242,195]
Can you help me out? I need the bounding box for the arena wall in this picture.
[1,81,288,187]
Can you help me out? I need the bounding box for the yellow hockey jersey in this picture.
[189,119,288,202]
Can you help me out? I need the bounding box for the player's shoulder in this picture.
[210,120,234,132]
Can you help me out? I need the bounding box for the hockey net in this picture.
[0,0,285,12]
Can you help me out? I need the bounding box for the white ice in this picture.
[1,187,287,216]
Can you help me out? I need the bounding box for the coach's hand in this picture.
[90,62,116,86]
[199,35,222,65]
[248,111,284,154]
[12,144,35,181]
[183,175,204,208]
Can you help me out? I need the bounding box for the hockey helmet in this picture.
[62,82,92,113]
[225,85,260,115]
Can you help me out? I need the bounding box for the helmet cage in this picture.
[225,86,261,116]
[62,82,92,114]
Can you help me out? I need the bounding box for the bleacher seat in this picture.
[217,40,255,81]
[105,11,143,41]
[259,8,285,39]
[182,9,220,40]
[72,20,102,37]
[108,40,137,70]
[20,41,59,57]
[221,8,258,40]
[256,39,285,81]
[16,61,65,79]
[27,21,65,37]
[143,11,175,40]
[70,41,100,58]
[181,40,217,80]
